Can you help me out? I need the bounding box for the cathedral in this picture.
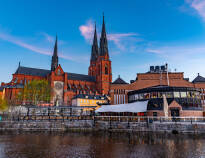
[1,16,112,105]
[2,15,205,114]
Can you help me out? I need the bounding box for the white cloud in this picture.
[186,0,205,20]
[0,32,51,56]
[79,20,94,43]
[146,43,205,79]
[79,20,141,52]
[41,32,55,43]
[0,31,85,63]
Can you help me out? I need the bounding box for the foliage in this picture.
[0,98,8,111]
[17,80,51,105]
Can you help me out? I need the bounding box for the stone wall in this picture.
[1,120,205,134]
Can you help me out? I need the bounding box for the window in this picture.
[187,91,191,98]
[144,93,150,99]
[174,92,180,98]
[105,64,108,74]
[57,69,61,75]
[135,94,138,100]
[166,92,173,98]
[139,94,144,99]
[98,65,100,75]
[180,92,187,98]
[153,112,158,117]
[158,92,163,98]
[151,92,158,98]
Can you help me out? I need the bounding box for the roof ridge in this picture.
[112,76,128,84]
[19,66,50,71]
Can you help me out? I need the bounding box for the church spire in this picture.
[100,14,109,57]
[51,35,58,71]
[91,22,99,61]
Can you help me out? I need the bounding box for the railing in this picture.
[95,116,205,123]
[1,114,205,123]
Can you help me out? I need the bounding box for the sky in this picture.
[0,0,205,83]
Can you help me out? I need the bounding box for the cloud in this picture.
[79,20,94,43]
[0,32,51,55]
[107,33,139,51]
[186,0,205,20]
[145,43,205,79]
[0,31,85,63]
[41,32,55,43]
[79,20,141,51]
[146,45,205,57]
[146,48,164,54]
[40,32,66,45]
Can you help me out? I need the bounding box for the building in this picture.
[128,86,202,117]
[0,87,4,99]
[110,64,205,116]
[0,16,112,106]
[71,94,108,107]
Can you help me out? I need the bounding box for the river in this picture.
[0,132,204,158]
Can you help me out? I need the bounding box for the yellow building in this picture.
[71,94,108,110]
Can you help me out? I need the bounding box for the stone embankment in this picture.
[0,120,205,134]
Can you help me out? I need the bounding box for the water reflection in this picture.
[0,132,204,158]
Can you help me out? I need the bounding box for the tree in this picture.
[17,80,51,105]
[0,98,8,111]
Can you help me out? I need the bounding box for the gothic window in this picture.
[57,69,61,76]
[98,65,101,75]
[67,96,69,105]
[105,64,108,75]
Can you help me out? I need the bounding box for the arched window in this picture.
[105,64,108,75]
[98,65,101,75]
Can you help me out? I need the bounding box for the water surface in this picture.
[0,132,204,158]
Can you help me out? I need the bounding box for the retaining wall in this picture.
[1,120,205,133]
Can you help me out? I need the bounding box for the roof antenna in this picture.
[18,61,21,67]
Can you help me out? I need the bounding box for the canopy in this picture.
[96,101,148,113]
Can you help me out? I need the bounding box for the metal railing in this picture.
[1,114,205,124]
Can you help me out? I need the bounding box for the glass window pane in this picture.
[174,92,180,98]
[166,92,173,98]
[180,92,187,98]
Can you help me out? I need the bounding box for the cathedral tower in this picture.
[88,15,112,95]
[89,23,99,77]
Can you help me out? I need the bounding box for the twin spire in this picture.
[51,15,108,71]
[91,15,109,62]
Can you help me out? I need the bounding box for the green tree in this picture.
[17,80,51,105]
[0,98,8,111]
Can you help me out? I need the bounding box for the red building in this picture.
[1,16,112,106]
[110,65,205,116]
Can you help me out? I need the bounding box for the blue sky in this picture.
[1,0,205,83]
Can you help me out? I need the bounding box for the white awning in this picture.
[96,101,148,113]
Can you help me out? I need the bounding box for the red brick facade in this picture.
[1,17,112,106]
[110,71,205,105]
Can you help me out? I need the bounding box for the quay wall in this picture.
[0,120,205,134]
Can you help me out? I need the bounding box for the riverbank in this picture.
[1,120,205,134]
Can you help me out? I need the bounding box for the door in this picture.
[171,108,179,117]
